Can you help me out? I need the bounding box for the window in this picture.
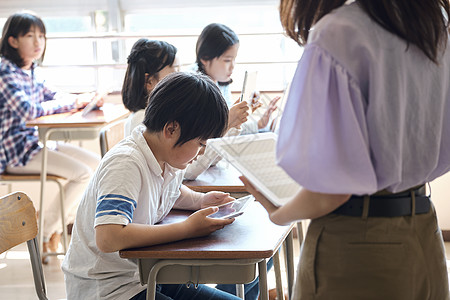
[123,4,302,91]
[1,2,303,93]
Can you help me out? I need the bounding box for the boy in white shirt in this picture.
[62,72,241,300]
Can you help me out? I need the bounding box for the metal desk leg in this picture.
[146,261,166,300]
[38,129,50,254]
[258,259,268,300]
[56,180,68,253]
[284,230,295,297]
[38,128,68,256]
[236,284,245,299]
[273,250,284,300]
[296,221,304,249]
[145,259,260,300]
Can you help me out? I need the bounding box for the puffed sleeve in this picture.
[277,45,378,195]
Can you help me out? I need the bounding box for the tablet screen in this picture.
[208,195,254,219]
[81,98,98,117]
[240,71,257,104]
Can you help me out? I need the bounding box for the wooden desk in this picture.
[183,162,246,194]
[184,162,296,297]
[120,202,294,300]
[26,103,129,252]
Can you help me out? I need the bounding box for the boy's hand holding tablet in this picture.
[184,206,235,237]
[208,195,254,219]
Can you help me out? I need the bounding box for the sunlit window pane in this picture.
[2,4,302,92]
[39,67,97,93]
[124,5,299,91]
[44,16,92,33]
[45,39,95,65]
[124,5,282,35]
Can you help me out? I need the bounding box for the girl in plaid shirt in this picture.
[0,11,102,260]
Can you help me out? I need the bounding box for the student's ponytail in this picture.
[122,55,149,112]
[122,39,177,112]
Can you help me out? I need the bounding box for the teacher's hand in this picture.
[239,176,277,215]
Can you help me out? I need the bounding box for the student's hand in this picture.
[75,92,105,109]
[240,176,277,215]
[200,191,235,209]
[92,91,105,108]
[257,96,281,130]
[183,207,235,238]
[228,100,249,129]
[75,92,95,109]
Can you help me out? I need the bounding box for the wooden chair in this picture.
[0,173,69,257]
[0,192,48,300]
[99,118,126,157]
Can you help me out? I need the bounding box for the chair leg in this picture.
[0,182,12,194]
[56,180,68,253]
[27,238,49,300]
[273,250,284,300]
[39,179,68,258]
[38,185,45,257]
[284,231,295,298]
[236,284,245,299]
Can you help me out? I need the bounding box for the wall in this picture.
[431,172,450,231]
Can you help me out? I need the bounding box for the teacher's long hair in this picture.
[279,0,450,63]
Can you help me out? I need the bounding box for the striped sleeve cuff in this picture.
[95,194,137,224]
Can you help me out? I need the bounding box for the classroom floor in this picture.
[1,238,450,300]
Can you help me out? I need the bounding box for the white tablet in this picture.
[208,195,254,219]
[81,98,98,117]
[239,71,258,105]
[209,132,302,207]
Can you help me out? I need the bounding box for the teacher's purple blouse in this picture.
[277,2,450,195]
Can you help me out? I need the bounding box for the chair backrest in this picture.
[0,192,37,253]
[0,192,48,300]
[99,118,126,157]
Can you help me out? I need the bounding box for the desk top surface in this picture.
[183,163,245,193]
[120,202,293,260]
[26,103,129,128]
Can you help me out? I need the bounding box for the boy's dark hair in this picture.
[143,72,228,146]
[195,23,239,86]
[122,39,177,112]
[0,11,47,68]
[279,0,450,63]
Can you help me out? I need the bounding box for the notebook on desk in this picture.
[209,132,301,207]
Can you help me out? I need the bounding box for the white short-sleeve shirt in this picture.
[62,125,185,300]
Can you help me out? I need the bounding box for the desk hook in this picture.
[193,266,200,288]
[185,280,194,288]
[186,266,200,289]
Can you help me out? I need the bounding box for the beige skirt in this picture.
[292,202,449,300]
